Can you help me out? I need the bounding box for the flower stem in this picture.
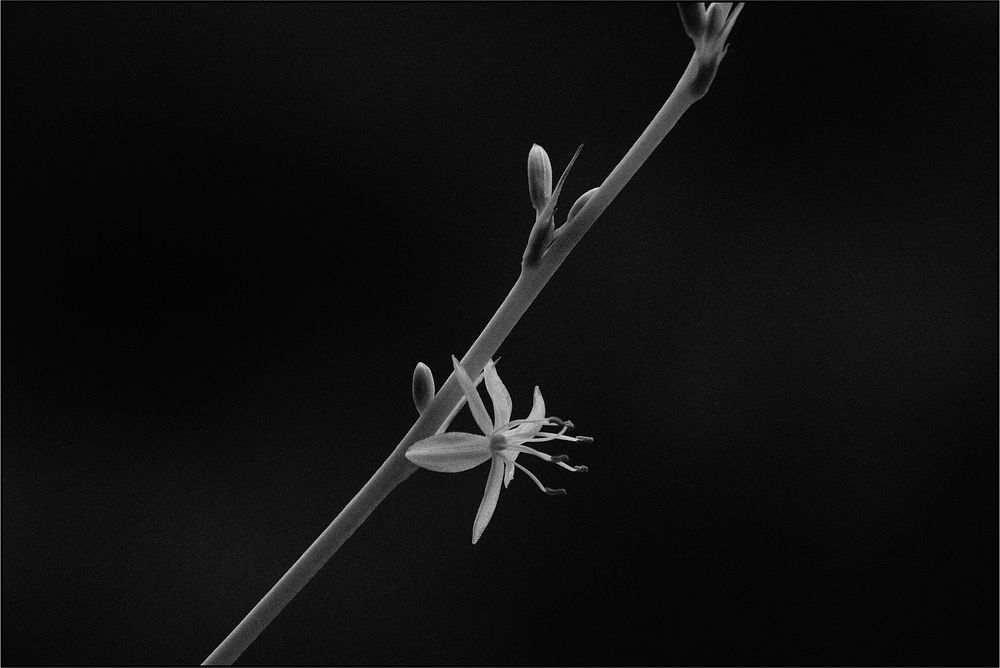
[203,50,708,665]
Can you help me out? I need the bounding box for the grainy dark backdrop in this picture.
[3,3,997,666]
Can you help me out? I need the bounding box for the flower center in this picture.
[488,433,508,453]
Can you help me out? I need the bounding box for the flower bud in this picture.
[678,2,707,41]
[706,2,730,38]
[527,144,553,214]
[412,362,435,413]
[566,187,599,224]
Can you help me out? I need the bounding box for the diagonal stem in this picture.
[203,47,713,665]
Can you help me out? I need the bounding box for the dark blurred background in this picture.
[3,3,996,666]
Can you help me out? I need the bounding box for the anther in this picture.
[544,488,568,496]
[551,454,570,464]
[576,436,594,444]
[548,417,575,430]
[573,465,589,473]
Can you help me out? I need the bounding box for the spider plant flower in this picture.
[406,356,591,544]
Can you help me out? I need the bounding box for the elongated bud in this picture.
[412,362,435,413]
[527,144,553,214]
[706,2,731,36]
[566,187,599,225]
[678,2,707,41]
[523,143,584,267]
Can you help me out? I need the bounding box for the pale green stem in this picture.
[203,50,708,666]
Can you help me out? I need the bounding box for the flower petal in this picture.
[406,432,492,473]
[498,385,544,486]
[500,449,519,487]
[452,356,494,436]
[506,386,546,441]
[484,359,512,430]
[437,366,488,435]
[472,456,505,544]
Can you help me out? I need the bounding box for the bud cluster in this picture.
[677,2,744,98]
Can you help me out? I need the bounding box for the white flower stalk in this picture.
[407,356,590,543]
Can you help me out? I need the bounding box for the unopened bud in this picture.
[567,187,599,224]
[527,144,553,213]
[412,362,435,413]
[678,2,707,40]
[706,3,729,40]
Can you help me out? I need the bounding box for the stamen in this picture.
[515,448,582,473]
[524,432,586,444]
[521,424,567,440]
[504,417,550,429]
[504,443,587,474]
[502,442,563,462]
[512,460,552,495]
[504,416,574,431]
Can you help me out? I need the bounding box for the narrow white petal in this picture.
[437,366,488,435]
[484,359,512,430]
[500,449,519,487]
[506,386,546,440]
[472,457,504,544]
[452,356,494,436]
[406,432,492,473]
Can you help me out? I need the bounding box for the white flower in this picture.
[406,356,591,544]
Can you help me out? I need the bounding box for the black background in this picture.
[3,3,997,666]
